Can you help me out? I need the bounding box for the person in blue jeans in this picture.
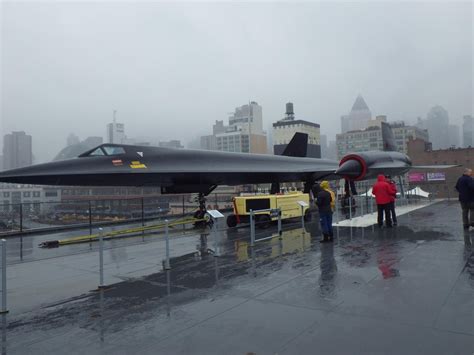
[455,168,474,229]
[312,182,334,243]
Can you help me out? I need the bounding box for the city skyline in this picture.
[2,2,472,162]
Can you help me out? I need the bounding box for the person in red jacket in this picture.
[372,174,393,228]
[385,175,398,226]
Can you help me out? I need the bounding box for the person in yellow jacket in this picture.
[312,181,335,242]
[320,181,336,212]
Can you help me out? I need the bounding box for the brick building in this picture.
[407,138,474,198]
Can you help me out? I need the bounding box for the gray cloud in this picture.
[1,1,472,162]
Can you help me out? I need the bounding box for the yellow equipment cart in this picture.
[226,192,311,228]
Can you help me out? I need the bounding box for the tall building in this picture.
[327,140,337,160]
[107,111,125,144]
[340,95,372,133]
[54,136,103,161]
[3,131,33,170]
[83,136,103,147]
[272,102,321,158]
[159,140,184,149]
[66,133,80,146]
[201,102,268,154]
[336,121,429,159]
[463,115,474,147]
[425,105,450,149]
[448,124,460,148]
[320,134,328,158]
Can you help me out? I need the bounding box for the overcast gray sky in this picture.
[1,1,473,162]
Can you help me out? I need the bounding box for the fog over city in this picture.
[1,1,472,163]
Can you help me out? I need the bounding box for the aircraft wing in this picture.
[410,165,461,169]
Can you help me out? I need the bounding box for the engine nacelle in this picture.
[337,151,411,181]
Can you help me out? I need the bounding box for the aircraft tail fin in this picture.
[381,122,397,152]
[281,132,308,157]
[270,133,309,194]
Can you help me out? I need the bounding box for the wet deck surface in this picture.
[2,201,473,354]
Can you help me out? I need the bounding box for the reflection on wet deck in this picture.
[2,201,473,354]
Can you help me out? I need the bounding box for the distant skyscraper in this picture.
[426,106,450,149]
[66,133,80,147]
[340,95,372,133]
[448,124,460,148]
[201,102,268,154]
[327,140,337,160]
[3,131,33,170]
[463,115,474,147]
[107,111,125,144]
[320,134,328,158]
[336,122,429,158]
[273,102,321,158]
[54,136,103,161]
[83,136,103,147]
[159,140,184,149]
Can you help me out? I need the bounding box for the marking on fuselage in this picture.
[137,152,144,157]
[130,160,147,169]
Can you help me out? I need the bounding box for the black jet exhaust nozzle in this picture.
[335,159,363,177]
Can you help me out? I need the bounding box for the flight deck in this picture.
[1,200,473,355]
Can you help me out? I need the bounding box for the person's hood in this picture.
[377,174,386,182]
[320,180,330,190]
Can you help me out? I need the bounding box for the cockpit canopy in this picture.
[79,145,127,157]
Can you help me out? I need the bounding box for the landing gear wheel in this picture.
[193,210,207,228]
[203,212,213,228]
[256,214,271,229]
[227,214,238,228]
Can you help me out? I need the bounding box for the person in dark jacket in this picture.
[372,174,395,228]
[312,183,334,243]
[385,175,398,226]
[455,168,474,229]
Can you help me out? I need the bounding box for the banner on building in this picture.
[408,172,426,182]
[427,172,446,181]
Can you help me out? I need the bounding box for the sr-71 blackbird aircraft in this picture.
[0,123,454,214]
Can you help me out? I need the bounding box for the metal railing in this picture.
[0,193,236,236]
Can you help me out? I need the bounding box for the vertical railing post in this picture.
[98,228,105,288]
[349,196,352,220]
[213,218,219,257]
[165,220,170,270]
[141,197,145,239]
[300,205,305,229]
[277,209,282,237]
[0,240,7,314]
[19,204,23,233]
[88,201,92,236]
[250,210,255,247]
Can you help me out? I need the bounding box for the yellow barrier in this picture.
[39,217,205,248]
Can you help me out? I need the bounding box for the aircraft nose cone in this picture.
[335,159,362,177]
